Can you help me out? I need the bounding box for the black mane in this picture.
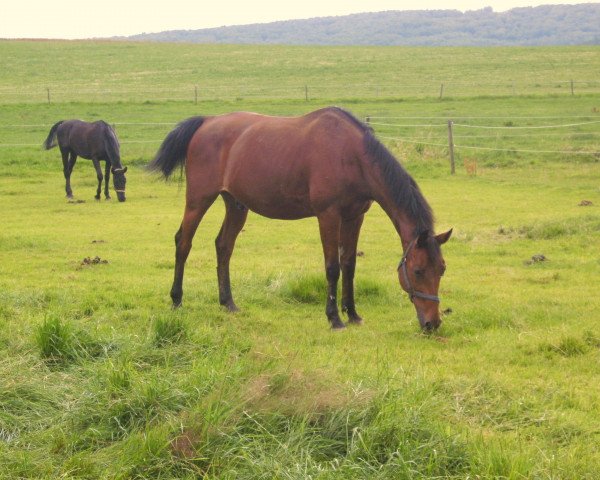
[327,107,434,235]
[364,129,435,236]
[100,121,121,167]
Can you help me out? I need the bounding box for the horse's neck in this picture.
[364,167,417,248]
[382,204,417,249]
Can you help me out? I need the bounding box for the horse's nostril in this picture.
[423,321,432,330]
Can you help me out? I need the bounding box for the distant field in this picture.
[0,41,599,102]
[0,41,599,478]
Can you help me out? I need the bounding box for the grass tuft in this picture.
[35,314,108,365]
[281,274,386,304]
[282,274,326,304]
[152,315,188,347]
[519,215,600,240]
[540,335,589,357]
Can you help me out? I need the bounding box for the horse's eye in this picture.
[414,269,424,277]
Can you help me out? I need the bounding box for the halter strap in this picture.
[398,238,440,304]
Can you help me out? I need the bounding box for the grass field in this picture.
[1,41,599,479]
[1,41,599,102]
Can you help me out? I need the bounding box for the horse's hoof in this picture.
[348,317,364,326]
[330,320,346,330]
[105,196,111,201]
[171,301,182,309]
[224,302,240,313]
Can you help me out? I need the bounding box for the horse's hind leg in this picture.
[215,192,248,312]
[92,159,103,200]
[317,210,344,329]
[340,214,365,325]
[171,195,218,308]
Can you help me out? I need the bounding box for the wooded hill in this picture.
[124,4,600,46]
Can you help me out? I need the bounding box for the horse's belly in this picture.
[228,189,315,220]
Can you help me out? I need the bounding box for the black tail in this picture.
[101,122,121,167]
[147,116,206,179]
[43,121,64,150]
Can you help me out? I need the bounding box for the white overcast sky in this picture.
[1,1,590,39]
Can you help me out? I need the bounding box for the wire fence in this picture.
[1,115,599,172]
[1,79,600,104]
[364,114,600,172]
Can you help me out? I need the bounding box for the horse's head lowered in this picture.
[111,166,128,202]
[398,229,452,331]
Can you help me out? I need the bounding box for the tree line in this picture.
[123,4,600,46]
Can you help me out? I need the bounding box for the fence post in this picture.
[447,120,455,175]
[194,85,198,104]
[47,88,51,104]
[305,85,308,102]
[570,79,574,96]
[439,83,444,99]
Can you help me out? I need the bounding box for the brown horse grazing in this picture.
[149,107,451,330]
[43,120,128,202]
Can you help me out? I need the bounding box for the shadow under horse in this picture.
[43,120,128,202]
[149,107,451,330]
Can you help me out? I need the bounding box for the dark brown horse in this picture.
[43,120,127,202]
[150,107,451,330]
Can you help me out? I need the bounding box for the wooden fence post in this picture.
[447,120,455,175]
[194,85,198,104]
[439,83,444,99]
[47,88,51,104]
[570,79,574,96]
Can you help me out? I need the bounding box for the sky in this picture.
[1,1,590,40]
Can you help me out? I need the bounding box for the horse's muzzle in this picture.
[117,193,126,202]
[418,312,442,331]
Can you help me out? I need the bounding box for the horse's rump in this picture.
[43,121,65,150]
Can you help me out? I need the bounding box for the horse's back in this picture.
[186,108,370,219]
[56,120,111,160]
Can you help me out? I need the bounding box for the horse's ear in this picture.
[435,228,453,245]
[416,230,430,248]
[123,166,128,173]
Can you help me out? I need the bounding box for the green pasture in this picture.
[1,41,599,102]
[1,41,600,479]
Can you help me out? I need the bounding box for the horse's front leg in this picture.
[61,150,76,198]
[318,210,344,329]
[171,197,217,307]
[340,214,365,325]
[104,162,111,200]
[215,193,248,312]
[92,159,103,200]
